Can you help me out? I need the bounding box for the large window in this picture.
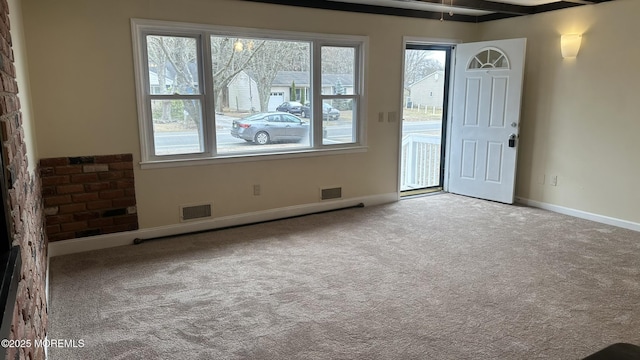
[132,19,367,166]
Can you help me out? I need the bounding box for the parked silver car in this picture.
[301,102,340,121]
[230,112,308,145]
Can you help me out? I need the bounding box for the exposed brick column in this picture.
[40,154,138,242]
[0,0,48,359]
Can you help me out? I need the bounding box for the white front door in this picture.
[448,38,526,204]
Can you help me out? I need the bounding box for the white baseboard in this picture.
[515,197,640,232]
[48,192,399,257]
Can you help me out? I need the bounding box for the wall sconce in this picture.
[561,34,582,58]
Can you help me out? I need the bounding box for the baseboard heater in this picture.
[133,202,365,245]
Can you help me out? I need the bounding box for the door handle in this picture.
[508,134,517,148]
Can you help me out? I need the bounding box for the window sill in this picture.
[139,145,368,170]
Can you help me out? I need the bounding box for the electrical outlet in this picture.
[378,112,384,122]
[388,111,397,122]
[550,175,558,186]
[253,184,261,196]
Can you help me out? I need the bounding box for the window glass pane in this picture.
[151,99,204,155]
[321,47,355,95]
[322,99,355,145]
[147,35,200,95]
[210,36,311,154]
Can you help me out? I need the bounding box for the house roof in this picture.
[408,70,445,88]
[271,71,354,87]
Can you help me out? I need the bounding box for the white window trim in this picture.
[131,18,368,168]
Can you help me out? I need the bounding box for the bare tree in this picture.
[210,37,267,112]
[321,46,354,75]
[147,35,201,129]
[404,49,444,86]
[247,40,309,112]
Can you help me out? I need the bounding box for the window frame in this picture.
[131,19,368,169]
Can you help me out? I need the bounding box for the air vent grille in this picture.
[181,203,212,222]
[321,187,342,200]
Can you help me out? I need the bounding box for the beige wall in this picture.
[21,0,476,228]
[8,0,37,174]
[21,0,639,229]
[478,0,640,224]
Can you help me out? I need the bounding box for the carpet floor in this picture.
[48,194,640,359]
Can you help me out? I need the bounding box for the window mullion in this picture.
[312,42,322,149]
[201,33,216,156]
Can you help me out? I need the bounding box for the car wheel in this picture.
[254,131,270,145]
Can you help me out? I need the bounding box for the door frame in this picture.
[398,36,460,195]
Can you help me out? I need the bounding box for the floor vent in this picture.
[321,187,342,200]
[180,203,212,222]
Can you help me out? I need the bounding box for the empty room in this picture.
[0,0,638,359]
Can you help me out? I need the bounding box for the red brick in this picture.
[56,184,84,194]
[41,175,69,186]
[45,214,74,225]
[98,171,123,180]
[99,189,124,199]
[41,186,56,196]
[39,167,54,176]
[102,224,134,234]
[84,182,110,191]
[95,154,133,163]
[82,164,108,172]
[55,165,83,175]
[113,214,138,225]
[115,179,135,189]
[71,192,99,202]
[87,200,112,210]
[61,221,88,232]
[40,157,69,167]
[48,232,76,242]
[59,203,86,214]
[124,188,136,197]
[112,197,136,208]
[46,224,60,234]
[73,211,100,221]
[89,217,113,227]
[70,173,99,183]
[124,170,135,178]
[109,162,133,170]
[43,195,71,207]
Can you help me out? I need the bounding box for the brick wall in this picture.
[0,0,48,359]
[40,154,138,241]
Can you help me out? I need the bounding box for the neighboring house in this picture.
[406,70,445,109]
[148,70,174,94]
[227,71,260,112]
[226,70,354,111]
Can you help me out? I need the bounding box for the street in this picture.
[153,116,441,155]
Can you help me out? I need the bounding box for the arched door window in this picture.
[467,48,510,70]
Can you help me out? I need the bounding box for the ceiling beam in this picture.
[414,0,532,15]
[561,0,598,4]
[240,0,481,22]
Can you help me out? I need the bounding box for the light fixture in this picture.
[561,34,582,58]
[233,40,244,52]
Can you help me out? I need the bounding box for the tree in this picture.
[247,40,309,112]
[404,49,444,86]
[210,37,267,112]
[290,81,297,101]
[147,35,200,128]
